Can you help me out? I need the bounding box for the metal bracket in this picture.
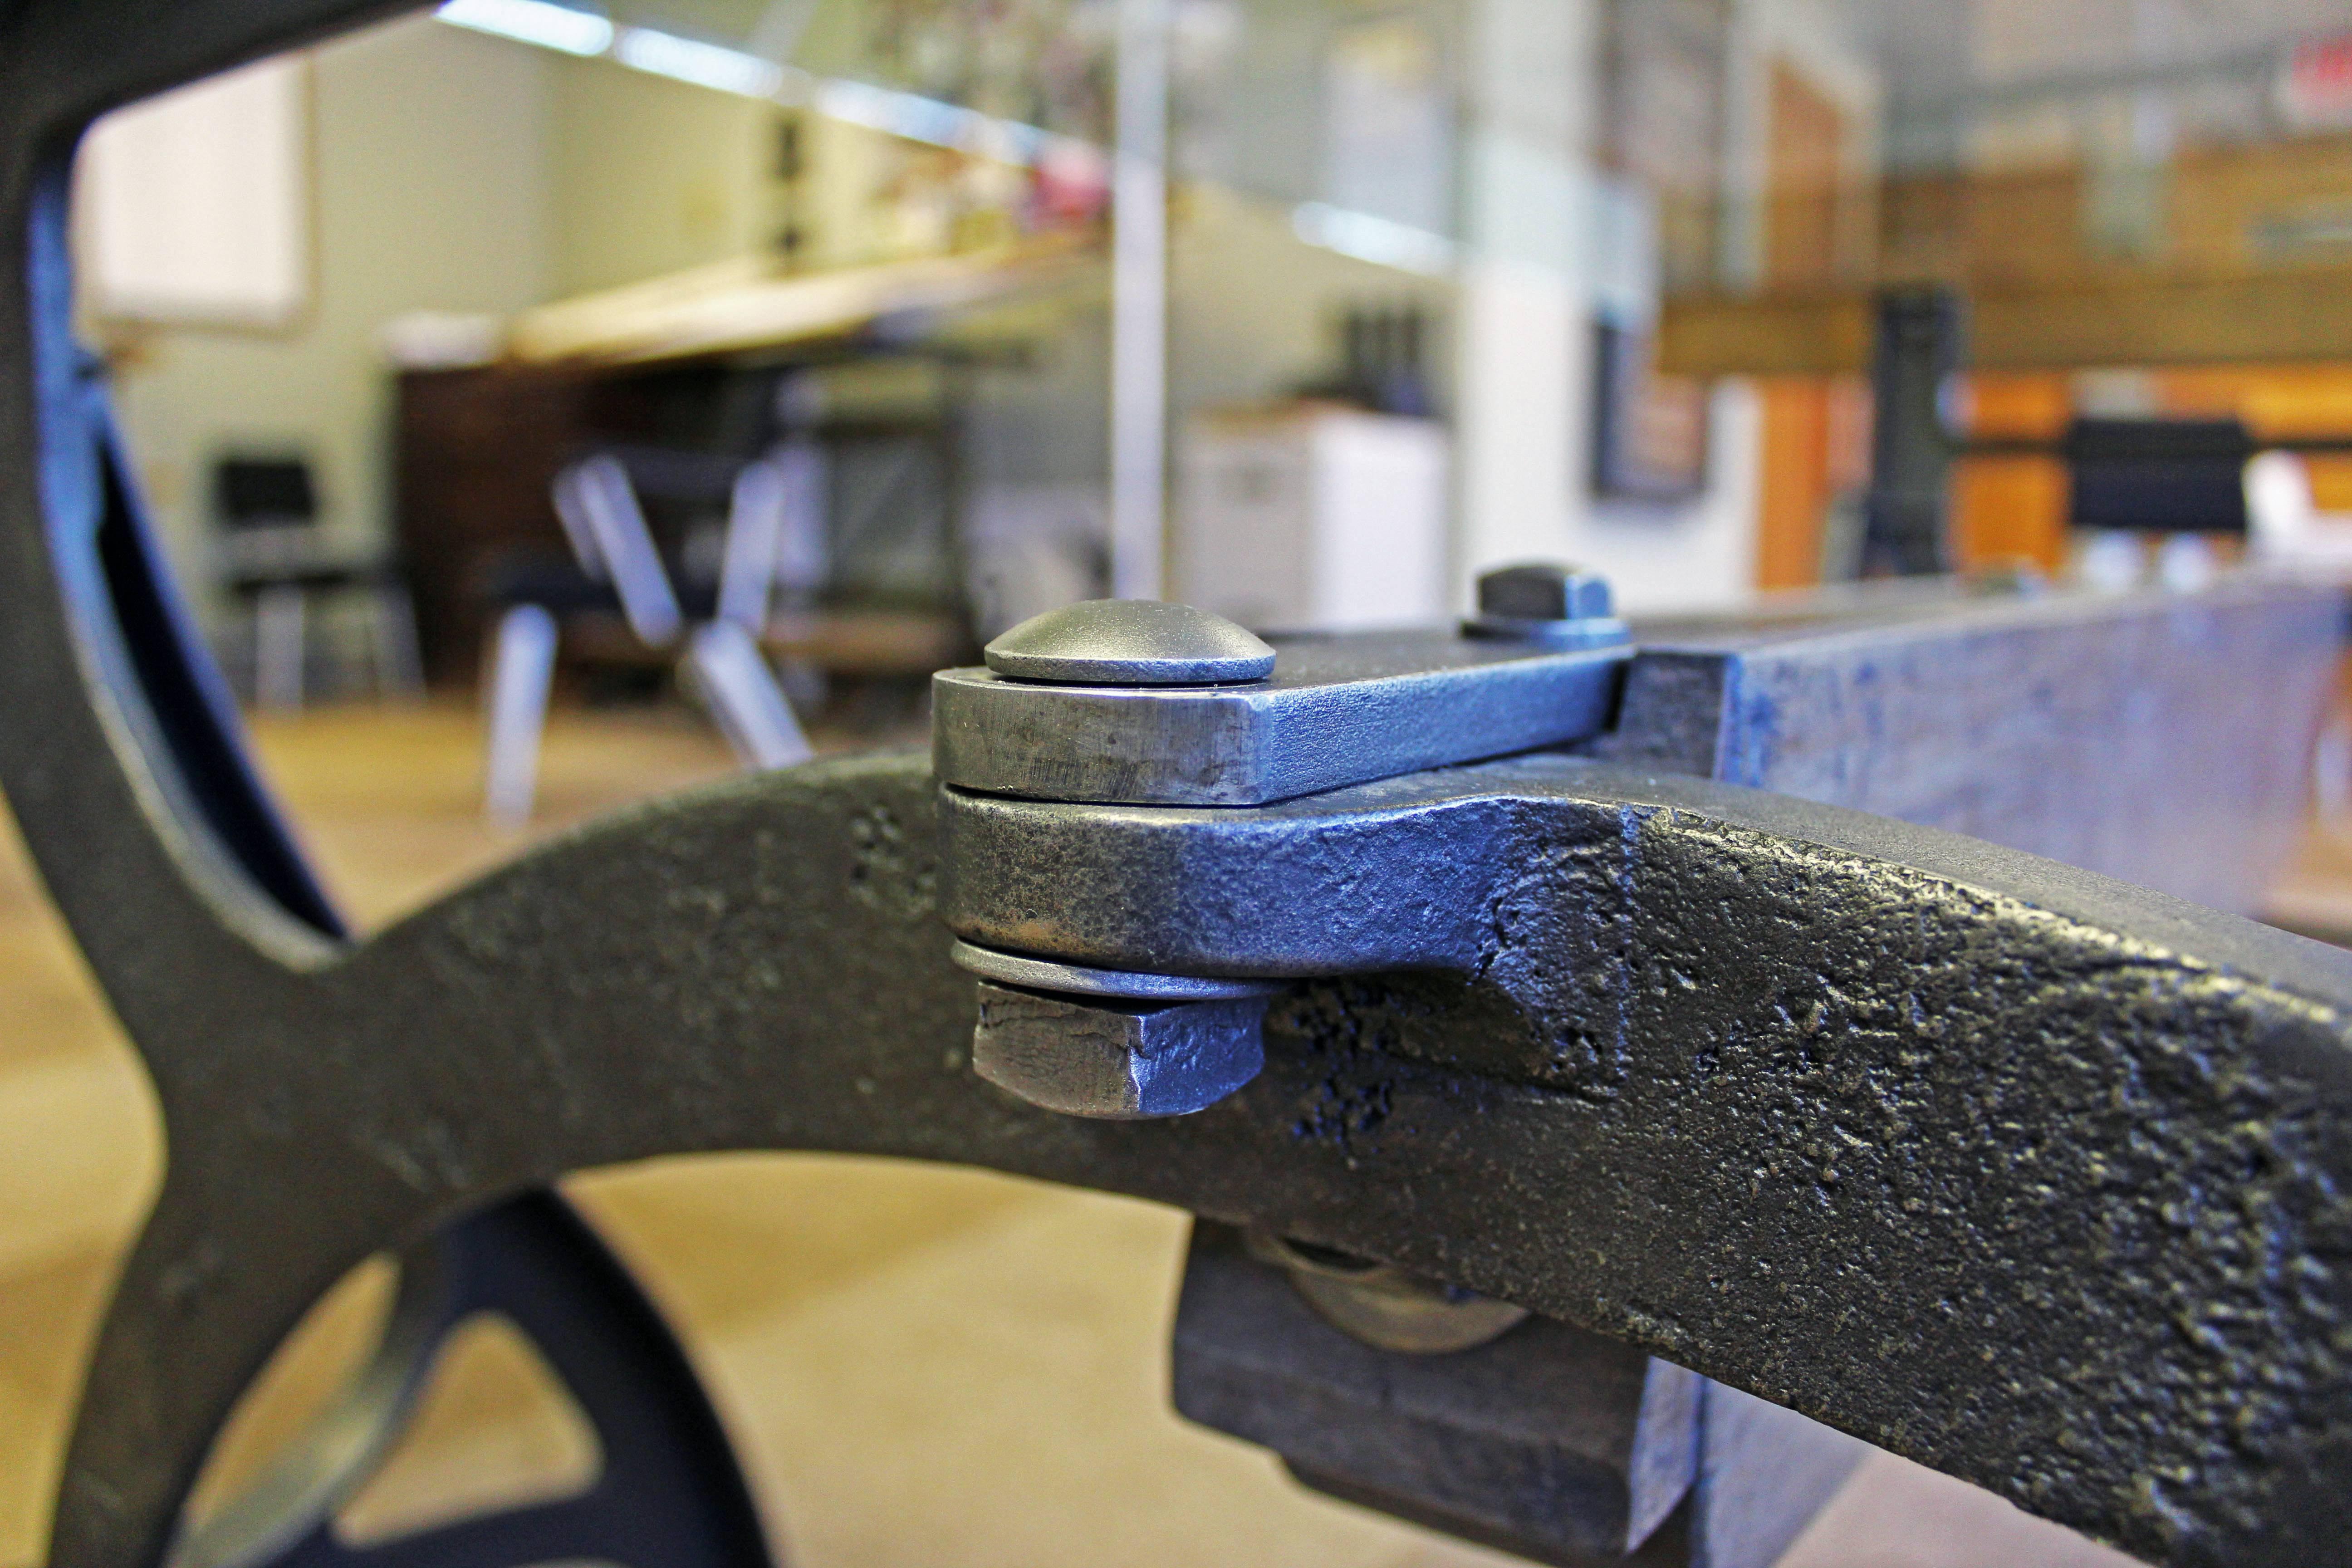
[1174,1223,1865,1568]
[933,626,1628,806]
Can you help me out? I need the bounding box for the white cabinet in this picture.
[1175,406,1450,633]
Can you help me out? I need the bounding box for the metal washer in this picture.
[949,939,1284,1001]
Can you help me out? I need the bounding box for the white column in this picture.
[1714,0,1771,293]
[1109,0,1171,600]
[1452,0,1599,605]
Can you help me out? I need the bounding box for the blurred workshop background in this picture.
[8,0,2352,1563]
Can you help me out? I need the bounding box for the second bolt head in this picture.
[1465,562,1628,650]
[1476,562,1613,622]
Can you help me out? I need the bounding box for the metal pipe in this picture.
[1110,0,1170,599]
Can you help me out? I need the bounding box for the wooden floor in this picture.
[0,701,2170,1568]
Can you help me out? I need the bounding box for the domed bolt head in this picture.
[985,599,1276,686]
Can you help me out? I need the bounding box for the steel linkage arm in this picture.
[36,732,2352,1568]
[943,750,2352,1567]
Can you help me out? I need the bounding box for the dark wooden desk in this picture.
[392,358,975,688]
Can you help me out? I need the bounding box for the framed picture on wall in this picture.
[1591,319,1710,500]
[73,54,313,331]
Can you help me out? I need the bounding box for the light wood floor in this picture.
[0,701,2157,1568]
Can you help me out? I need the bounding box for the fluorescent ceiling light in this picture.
[818,78,964,142]
[1292,202,1456,277]
[816,78,1052,161]
[614,26,785,99]
[432,4,1057,167]
[436,0,613,57]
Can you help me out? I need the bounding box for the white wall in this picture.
[1586,379,1764,612]
[1169,184,1455,416]
[1450,0,1901,617]
[546,54,770,298]
[101,17,553,606]
[545,56,956,300]
[1453,0,1598,603]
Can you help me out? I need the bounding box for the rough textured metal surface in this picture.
[6,604,2351,1568]
[1174,1223,1699,1563]
[932,630,1629,805]
[944,751,2352,1564]
[1605,580,2341,913]
[971,979,1269,1117]
[22,717,2352,1568]
[983,598,1276,685]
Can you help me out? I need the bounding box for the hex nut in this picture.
[1476,562,1613,623]
[1464,563,1628,650]
[971,980,1268,1119]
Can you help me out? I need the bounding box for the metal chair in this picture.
[481,450,815,826]
[215,454,422,709]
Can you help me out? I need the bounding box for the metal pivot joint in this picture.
[936,583,1635,1121]
[943,599,1295,1119]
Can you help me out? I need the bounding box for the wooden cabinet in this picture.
[392,365,599,686]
